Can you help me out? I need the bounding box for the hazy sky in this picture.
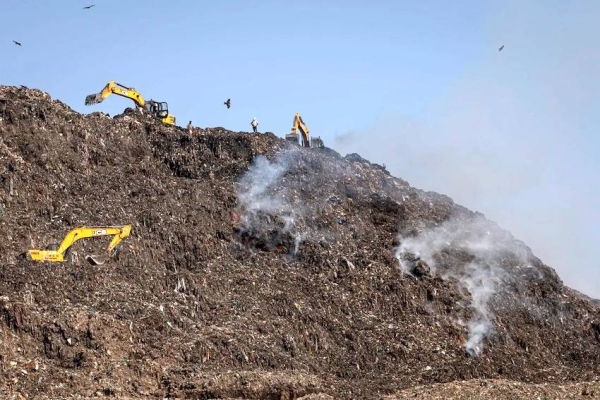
[2,1,599,296]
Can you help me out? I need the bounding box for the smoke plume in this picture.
[394,216,523,356]
[235,148,304,255]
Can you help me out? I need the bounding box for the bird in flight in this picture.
[498,45,504,52]
[224,98,231,109]
[83,5,95,9]
[13,40,22,46]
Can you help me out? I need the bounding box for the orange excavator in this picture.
[285,113,324,148]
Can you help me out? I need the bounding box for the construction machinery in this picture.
[28,225,132,266]
[84,81,176,125]
[285,113,324,148]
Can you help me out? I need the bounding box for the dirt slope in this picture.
[0,85,599,399]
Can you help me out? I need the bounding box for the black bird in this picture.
[83,4,95,9]
[498,45,504,52]
[224,98,231,109]
[13,40,22,46]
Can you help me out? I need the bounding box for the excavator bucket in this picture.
[285,133,299,145]
[86,242,124,266]
[84,92,104,106]
[85,254,108,266]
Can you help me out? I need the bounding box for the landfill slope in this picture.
[0,85,599,399]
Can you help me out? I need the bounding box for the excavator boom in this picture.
[28,225,132,265]
[84,81,144,107]
[84,81,176,125]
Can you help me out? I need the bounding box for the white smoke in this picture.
[457,263,505,356]
[235,148,304,254]
[292,234,302,256]
[394,216,524,356]
[237,153,291,218]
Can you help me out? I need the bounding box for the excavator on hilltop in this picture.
[84,81,176,125]
[285,113,324,148]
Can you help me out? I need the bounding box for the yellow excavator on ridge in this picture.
[84,81,176,125]
[285,113,324,148]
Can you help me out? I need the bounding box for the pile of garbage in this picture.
[0,85,599,399]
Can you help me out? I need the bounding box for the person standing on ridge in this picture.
[251,117,258,133]
[187,120,193,134]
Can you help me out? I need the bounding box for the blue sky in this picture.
[1,1,491,131]
[2,1,599,297]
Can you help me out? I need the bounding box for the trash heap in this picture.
[0,85,599,399]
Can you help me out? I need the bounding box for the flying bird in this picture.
[13,40,22,46]
[83,4,95,9]
[498,45,504,52]
[224,98,231,109]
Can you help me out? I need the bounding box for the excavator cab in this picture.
[145,100,176,125]
[311,137,324,148]
[145,100,169,119]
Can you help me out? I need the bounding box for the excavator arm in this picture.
[285,113,324,148]
[84,81,145,108]
[28,225,132,265]
[84,81,176,125]
[288,113,310,147]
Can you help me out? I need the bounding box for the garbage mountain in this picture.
[0,85,599,399]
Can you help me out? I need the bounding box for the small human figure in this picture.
[187,120,193,134]
[251,117,258,133]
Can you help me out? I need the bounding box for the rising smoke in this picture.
[395,216,523,356]
[236,152,293,220]
[235,148,305,255]
[236,146,531,355]
[459,262,506,356]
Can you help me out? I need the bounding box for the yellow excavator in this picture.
[28,225,132,266]
[285,113,324,148]
[84,81,176,125]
